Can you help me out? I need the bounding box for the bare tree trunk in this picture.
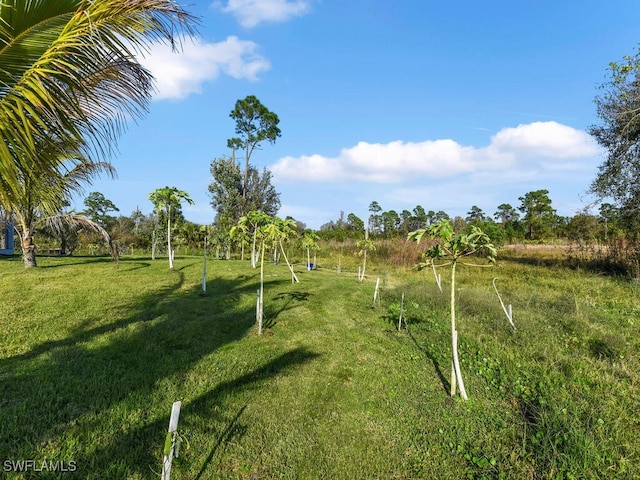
[167,209,173,269]
[21,230,37,268]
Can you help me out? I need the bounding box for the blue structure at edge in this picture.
[0,219,14,255]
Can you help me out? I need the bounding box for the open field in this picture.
[0,250,638,479]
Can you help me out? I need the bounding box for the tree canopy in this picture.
[590,46,640,234]
[227,95,281,209]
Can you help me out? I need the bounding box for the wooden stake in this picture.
[161,401,182,480]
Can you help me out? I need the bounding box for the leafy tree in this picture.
[0,1,195,214]
[83,192,119,229]
[209,155,280,235]
[589,47,640,235]
[227,95,281,211]
[518,190,556,240]
[148,187,194,269]
[245,166,281,215]
[409,220,496,400]
[566,213,600,242]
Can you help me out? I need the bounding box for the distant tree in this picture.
[227,95,281,212]
[494,203,519,225]
[452,216,467,233]
[412,205,428,230]
[368,201,382,234]
[589,47,640,236]
[433,210,450,223]
[400,209,413,234]
[381,210,400,237]
[347,213,365,232]
[566,213,600,242]
[465,205,485,224]
[149,187,193,269]
[83,192,119,229]
[518,190,556,240]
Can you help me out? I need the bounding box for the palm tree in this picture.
[11,145,117,267]
[148,187,194,269]
[0,0,195,210]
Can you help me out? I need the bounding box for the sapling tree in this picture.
[240,214,299,334]
[408,219,496,400]
[302,229,320,270]
[356,229,375,282]
[149,187,193,269]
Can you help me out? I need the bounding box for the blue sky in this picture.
[75,0,640,229]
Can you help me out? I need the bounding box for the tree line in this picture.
[316,190,625,246]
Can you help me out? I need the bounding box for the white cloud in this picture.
[216,0,313,28]
[270,121,600,184]
[138,36,270,100]
[488,121,598,159]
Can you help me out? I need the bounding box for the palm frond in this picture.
[41,212,118,263]
[0,0,197,201]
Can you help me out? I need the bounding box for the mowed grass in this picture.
[0,250,638,479]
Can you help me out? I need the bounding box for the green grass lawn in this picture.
[0,251,638,479]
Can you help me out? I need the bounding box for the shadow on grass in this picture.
[406,325,451,395]
[0,258,308,477]
[263,290,313,329]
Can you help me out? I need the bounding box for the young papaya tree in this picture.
[148,187,193,269]
[408,219,496,400]
[302,229,320,270]
[356,228,375,282]
[248,214,300,335]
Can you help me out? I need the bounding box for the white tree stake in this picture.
[493,278,515,330]
[432,262,442,292]
[256,289,262,334]
[202,237,207,293]
[373,277,380,306]
[452,330,468,400]
[398,292,405,331]
[161,401,182,480]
